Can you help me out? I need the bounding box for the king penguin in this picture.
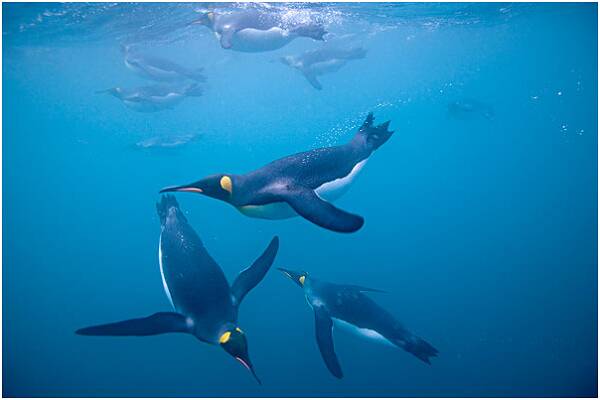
[277,268,438,379]
[160,113,393,233]
[191,9,326,52]
[76,195,279,384]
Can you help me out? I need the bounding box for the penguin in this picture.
[135,133,202,149]
[160,113,393,233]
[98,82,202,112]
[76,195,279,384]
[447,98,494,120]
[277,268,438,379]
[121,44,206,83]
[191,9,326,52]
[280,45,367,90]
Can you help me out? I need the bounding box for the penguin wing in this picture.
[302,71,323,90]
[314,306,343,379]
[277,186,364,233]
[219,28,236,49]
[231,236,279,308]
[75,312,191,336]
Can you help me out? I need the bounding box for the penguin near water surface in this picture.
[192,9,326,52]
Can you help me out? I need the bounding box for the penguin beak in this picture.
[277,267,295,280]
[159,184,203,194]
[277,268,306,287]
[235,355,262,385]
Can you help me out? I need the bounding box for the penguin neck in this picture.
[226,174,249,206]
[301,276,313,293]
[218,321,238,337]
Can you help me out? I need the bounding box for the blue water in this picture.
[3,2,598,397]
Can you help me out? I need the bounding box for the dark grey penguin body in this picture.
[160,113,393,233]
[281,46,367,90]
[447,98,494,120]
[193,9,326,52]
[100,82,202,112]
[278,268,438,379]
[121,45,206,82]
[77,195,279,384]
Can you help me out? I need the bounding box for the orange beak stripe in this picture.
[177,187,203,193]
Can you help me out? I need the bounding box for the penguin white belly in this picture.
[158,233,175,308]
[310,59,346,76]
[333,317,395,347]
[151,93,184,106]
[315,158,367,202]
[231,27,294,52]
[123,100,157,112]
[125,59,172,81]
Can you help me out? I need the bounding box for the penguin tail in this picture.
[402,336,439,365]
[156,194,182,224]
[352,112,394,151]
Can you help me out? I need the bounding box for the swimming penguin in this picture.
[135,133,202,150]
[277,268,438,378]
[121,44,206,83]
[280,45,367,90]
[191,9,326,52]
[160,113,393,233]
[76,195,279,384]
[99,82,202,112]
[447,98,494,120]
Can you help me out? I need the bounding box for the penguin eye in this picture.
[220,176,233,194]
[219,331,231,344]
[299,276,306,285]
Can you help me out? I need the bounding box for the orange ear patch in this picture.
[220,176,233,194]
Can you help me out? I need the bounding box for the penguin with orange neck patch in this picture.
[277,268,438,379]
[191,9,326,52]
[76,195,279,384]
[160,113,394,233]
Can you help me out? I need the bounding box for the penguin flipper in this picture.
[231,236,279,307]
[314,307,343,379]
[303,71,323,90]
[279,186,364,233]
[220,29,235,49]
[76,312,190,336]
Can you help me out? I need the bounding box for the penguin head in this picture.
[190,11,215,28]
[160,174,234,202]
[219,327,261,384]
[277,268,309,288]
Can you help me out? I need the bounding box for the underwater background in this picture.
[3,2,598,397]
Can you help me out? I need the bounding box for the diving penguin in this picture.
[76,195,279,384]
[160,113,393,233]
[277,268,438,378]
